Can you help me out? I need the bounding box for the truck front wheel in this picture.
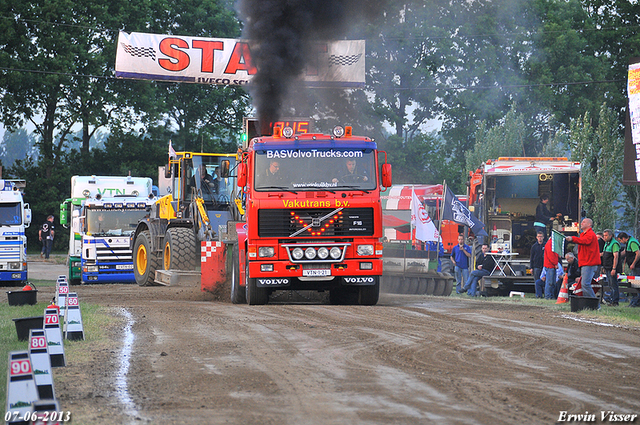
[134,230,159,286]
[358,278,380,305]
[230,244,246,304]
[245,256,268,305]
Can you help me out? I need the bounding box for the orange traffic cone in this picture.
[556,274,569,304]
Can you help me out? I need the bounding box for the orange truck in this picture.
[230,124,392,305]
[467,157,582,294]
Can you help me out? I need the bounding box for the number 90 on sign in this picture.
[10,359,32,376]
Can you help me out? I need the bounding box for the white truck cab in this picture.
[0,180,31,283]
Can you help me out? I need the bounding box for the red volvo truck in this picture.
[231,124,392,305]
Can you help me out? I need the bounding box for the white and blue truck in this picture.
[59,176,155,284]
[0,180,31,284]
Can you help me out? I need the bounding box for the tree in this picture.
[1,128,36,168]
[465,104,527,173]
[363,1,449,139]
[376,132,458,187]
[569,104,624,230]
[0,0,249,252]
[141,0,250,151]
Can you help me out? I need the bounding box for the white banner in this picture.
[115,31,365,88]
[411,188,439,242]
[628,62,640,181]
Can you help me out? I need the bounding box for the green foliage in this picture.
[568,104,624,230]
[376,132,462,191]
[620,185,640,236]
[1,129,35,168]
[465,104,526,173]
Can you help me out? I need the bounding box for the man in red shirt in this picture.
[566,218,600,298]
[543,237,560,299]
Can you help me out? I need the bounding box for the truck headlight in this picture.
[258,247,275,258]
[330,247,342,259]
[9,262,21,270]
[292,248,304,260]
[357,245,374,256]
[87,265,99,272]
[317,247,329,259]
[304,247,317,259]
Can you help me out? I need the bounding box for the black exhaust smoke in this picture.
[237,0,386,134]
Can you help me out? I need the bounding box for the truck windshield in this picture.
[0,202,22,225]
[254,149,377,191]
[86,208,148,236]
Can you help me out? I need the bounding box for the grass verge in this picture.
[449,291,640,327]
[0,297,117,416]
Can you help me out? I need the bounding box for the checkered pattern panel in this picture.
[328,53,362,67]
[201,241,222,262]
[121,43,156,61]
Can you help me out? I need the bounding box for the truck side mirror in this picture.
[381,163,392,188]
[24,205,32,228]
[220,160,230,178]
[59,203,67,226]
[164,164,172,179]
[237,163,247,187]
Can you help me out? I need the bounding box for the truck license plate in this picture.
[116,264,134,270]
[303,269,331,277]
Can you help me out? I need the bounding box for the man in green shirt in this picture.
[602,229,621,306]
[617,232,640,307]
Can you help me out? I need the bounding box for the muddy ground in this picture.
[13,259,640,424]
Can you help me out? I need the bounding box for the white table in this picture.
[488,252,518,276]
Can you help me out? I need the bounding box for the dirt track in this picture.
[16,266,640,425]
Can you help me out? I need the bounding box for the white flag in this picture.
[168,140,177,159]
[411,188,439,242]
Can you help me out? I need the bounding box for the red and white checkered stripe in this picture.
[201,241,223,262]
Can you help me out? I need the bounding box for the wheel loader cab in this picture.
[189,157,233,208]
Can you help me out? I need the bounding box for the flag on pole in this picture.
[168,140,177,159]
[411,188,439,242]
[441,185,489,237]
[551,229,565,257]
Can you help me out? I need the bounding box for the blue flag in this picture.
[442,186,488,237]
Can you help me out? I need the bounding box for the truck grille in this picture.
[258,208,375,237]
[96,246,133,261]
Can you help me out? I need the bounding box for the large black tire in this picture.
[245,255,268,305]
[433,274,447,296]
[230,244,246,304]
[406,277,420,294]
[417,278,428,294]
[134,230,159,287]
[440,257,452,275]
[425,277,436,295]
[163,227,197,270]
[442,278,454,296]
[391,276,403,293]
[358,278,380,305]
